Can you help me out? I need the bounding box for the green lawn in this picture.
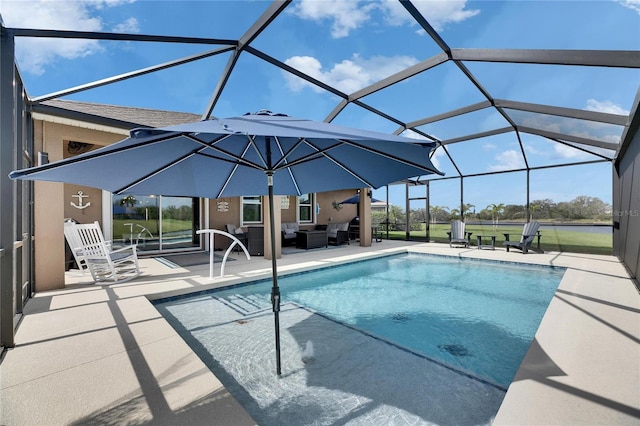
[378,223,612,255]
[113,219,612,255]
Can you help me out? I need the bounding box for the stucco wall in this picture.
[205,189,369,256]
[613,127,640,284]
[316,189,360,225]
[34,120,127,291]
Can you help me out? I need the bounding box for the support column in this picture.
[405,183,410,240]
[33,123,65,291]
[0,24,16,347]
[359,188,372,247]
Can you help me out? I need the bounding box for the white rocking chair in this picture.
[74,221,141,284]
[64,220,88,274]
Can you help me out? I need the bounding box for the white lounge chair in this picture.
[448,220,471,248]
[74,221,141,284]
[503,221,542,254]
[64,220,88,274]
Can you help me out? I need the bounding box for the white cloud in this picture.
[554,143,591,160]
[379,0,480,32]
[616,0,640,14]
[585,99,629,115]
[524,144,544,156]
[112,17,139,33]
[488,149,524,172]
[482,142,497,151]
[0,0,136,75]
[288,0,376,38]
[399,129,442,170]
[519,99,627,145]
[284,54,419,94]
[289,0,479,38]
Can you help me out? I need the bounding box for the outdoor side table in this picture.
[476,235,496,250]
[295,230,328,250]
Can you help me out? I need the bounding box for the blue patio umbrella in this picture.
[339,194,382,205]
[10,110,442,375]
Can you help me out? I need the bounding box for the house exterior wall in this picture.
[317,189,360,225]
[204,188,371,257]
[33,120,126,291]
[207,197,243,248]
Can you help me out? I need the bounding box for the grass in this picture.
[114,219,612,255]
[113,219,192,236]
[378,223,613,255]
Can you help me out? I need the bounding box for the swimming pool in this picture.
[155,253,565,424]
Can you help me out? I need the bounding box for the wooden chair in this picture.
[74,221,141,284]
[504,221,542,254]
[448,220,471,248]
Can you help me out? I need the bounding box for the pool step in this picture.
[215,293,271,315]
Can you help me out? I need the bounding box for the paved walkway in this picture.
[1,241,638,425]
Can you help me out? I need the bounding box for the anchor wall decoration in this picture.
[71,191,91,210]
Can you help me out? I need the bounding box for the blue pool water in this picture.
[155,253,565,424]
[208,253,563,388]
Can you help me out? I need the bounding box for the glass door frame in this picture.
[105,192,205,254]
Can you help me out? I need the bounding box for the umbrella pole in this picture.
[267,172,282,376]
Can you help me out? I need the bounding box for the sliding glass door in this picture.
[112,195,199,252]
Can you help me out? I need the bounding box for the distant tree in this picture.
[410,208,427,223]
[530,199,555,220]
[570,195,610,219]
[476,208,492,221]
[120,195,136,207]
[429,205,449,223]
[463,203,475,221]
[120,195,137,216]
[371,210,387,226]
[503,204,526,220]
[387,205,405,230]
[554,196,611,220]
[487,203,505,230]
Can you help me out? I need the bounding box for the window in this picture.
[112,195,199,252]
[242,196,262,224]
[298,193,314,223]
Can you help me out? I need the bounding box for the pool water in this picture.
[155,253,565,424]
[205,253,563,388]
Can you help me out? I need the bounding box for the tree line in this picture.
[373,195,612,230]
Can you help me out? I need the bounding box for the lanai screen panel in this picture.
[521,135,612,168]
[360,61,488,125]
[442,133,525,176]
[464,172,528,219]
[529,163,613,211]
[4,0,638,196]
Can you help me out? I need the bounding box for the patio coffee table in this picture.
[295,230,328,250]
[476,235,496,250]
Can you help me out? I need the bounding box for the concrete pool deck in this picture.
[1,240,639,425]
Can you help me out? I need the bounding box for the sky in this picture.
[1,0,639,213]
